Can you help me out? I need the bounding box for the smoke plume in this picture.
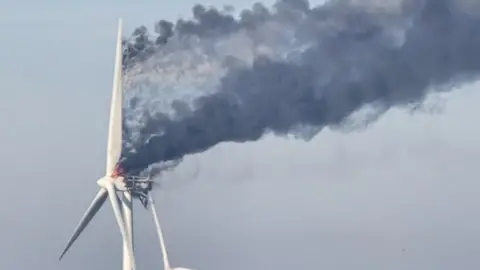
[119,0,480,175]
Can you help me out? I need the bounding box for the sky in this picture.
[1,0,480,270]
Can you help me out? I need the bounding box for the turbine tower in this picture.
[59,18,139,270]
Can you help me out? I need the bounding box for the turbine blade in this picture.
[59,188,108,260]
[148,194,170,270]
[105,183,136,270]
[106,18,123,175]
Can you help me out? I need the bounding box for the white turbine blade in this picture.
[149,194,195,270]
[59,188,108,260]
[106,18,124,175]
[148,194,171,270]
[105,183,136,270]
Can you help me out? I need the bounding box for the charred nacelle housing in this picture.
[124,176,153,208]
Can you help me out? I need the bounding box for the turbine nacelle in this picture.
[124,176,153,208]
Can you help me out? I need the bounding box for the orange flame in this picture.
[111,165,124,178]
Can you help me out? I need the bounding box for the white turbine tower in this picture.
[148,193,194,270]
[59,18,137,270]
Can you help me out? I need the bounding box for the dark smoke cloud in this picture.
[119,0,480,175]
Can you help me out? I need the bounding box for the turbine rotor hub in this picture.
[96,177,112,188]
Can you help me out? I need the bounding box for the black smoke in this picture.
[119,0,480,175]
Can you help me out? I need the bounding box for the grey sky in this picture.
[1,0,480,270]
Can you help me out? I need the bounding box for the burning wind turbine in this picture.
[58,19,155,270]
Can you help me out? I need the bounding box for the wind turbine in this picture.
[59,18,138,270]
[148,193,194,270]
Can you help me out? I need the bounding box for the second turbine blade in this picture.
[59,188,108,260]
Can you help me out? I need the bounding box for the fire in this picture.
[111,165,124,178]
